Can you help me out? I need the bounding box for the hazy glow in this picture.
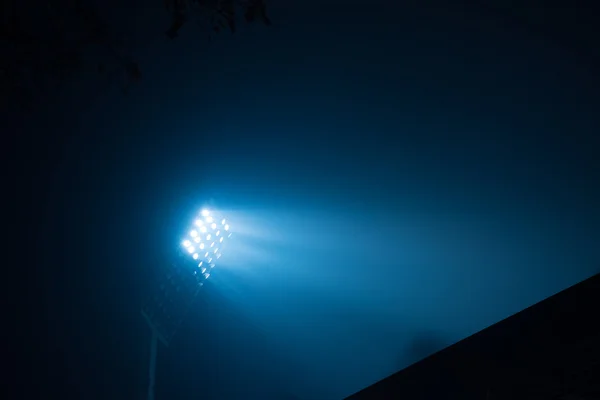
[206,216,214,223]
[182,240,191,247]
[190,230,198,237]
[192,253,199,260]
[211,223,217,229]
[224,224,229,231]
[201,209,210,217]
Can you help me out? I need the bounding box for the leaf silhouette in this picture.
[244,0,271,25]
[166,10,186,39]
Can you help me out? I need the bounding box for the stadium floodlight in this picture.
[141,207,231,400]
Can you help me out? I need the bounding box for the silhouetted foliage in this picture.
[1,0,271,112]
[163,0,271,40]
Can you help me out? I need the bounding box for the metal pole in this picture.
[147,329,158,400]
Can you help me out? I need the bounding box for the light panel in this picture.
[181,208,231,281]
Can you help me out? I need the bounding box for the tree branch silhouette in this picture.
[1,0,271,111]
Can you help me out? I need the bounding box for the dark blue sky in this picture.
[18,1,599,399]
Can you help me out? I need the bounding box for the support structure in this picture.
[142,278,197,400]
[147,329,158,400]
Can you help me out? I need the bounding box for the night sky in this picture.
[14,0,600,399]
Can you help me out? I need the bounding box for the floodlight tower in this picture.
[141,208,232,400]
